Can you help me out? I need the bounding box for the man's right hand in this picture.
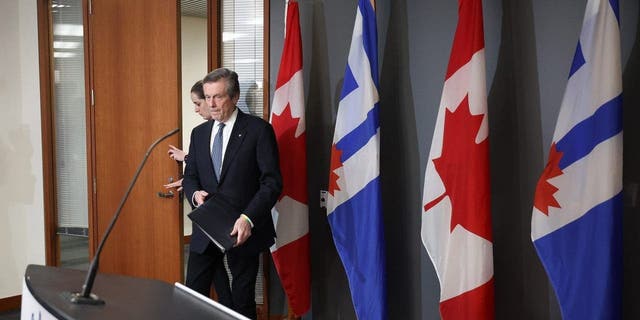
[193,190,209,206]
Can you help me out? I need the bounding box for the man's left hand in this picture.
[230,217,252,246]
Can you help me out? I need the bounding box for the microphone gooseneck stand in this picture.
[69,128,180,305]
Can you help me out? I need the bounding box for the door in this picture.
[88,0,183,283]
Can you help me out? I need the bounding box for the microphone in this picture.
[69,127,180,305]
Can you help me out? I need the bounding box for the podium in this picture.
[21,264,248,320]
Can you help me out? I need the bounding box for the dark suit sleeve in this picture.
[243,123,282,223]
[183,128,201,208]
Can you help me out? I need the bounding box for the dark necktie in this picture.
[211,123,225,179]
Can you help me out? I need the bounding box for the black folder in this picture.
[188,194,239,252]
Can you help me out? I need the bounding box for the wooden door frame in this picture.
[84,0,98,259]
[263,0,270,121]
[37,0,95,266]
[207,0,220,71]
[37,0,57,267]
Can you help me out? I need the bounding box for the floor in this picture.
[0,310,19,320]
[60,234,90,270]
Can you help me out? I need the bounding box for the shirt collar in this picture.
[213,107,238,129]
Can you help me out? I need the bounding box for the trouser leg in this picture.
[185,244,227,298]
[212,257,232,307]
[226,252,260,320]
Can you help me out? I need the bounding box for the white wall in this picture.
[0,0,46,299]
[181,15,208,236]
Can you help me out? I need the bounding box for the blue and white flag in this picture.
[532,1,622,319]
[327,0,386,319]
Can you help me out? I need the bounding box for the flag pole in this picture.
[281,4,302,317]
[284,0,288,36]
[286,304,299,320]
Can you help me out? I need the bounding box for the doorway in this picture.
[40,0,271,314]
[40,0,184,282]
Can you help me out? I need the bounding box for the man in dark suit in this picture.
[183,68,282,319]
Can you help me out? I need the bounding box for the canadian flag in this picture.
[420,0,494,318]
[269,0,311,316]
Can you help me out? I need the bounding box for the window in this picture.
[221,0,265,118]
[51,0,89,268]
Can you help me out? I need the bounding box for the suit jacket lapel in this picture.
[219,109,248,184]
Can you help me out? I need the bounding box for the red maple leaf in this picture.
[533,143,563,215]
[272,104,307,204]
[427,95,492,241]
[328,144,343,196]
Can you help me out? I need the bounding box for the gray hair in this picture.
[202,68,240,99]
